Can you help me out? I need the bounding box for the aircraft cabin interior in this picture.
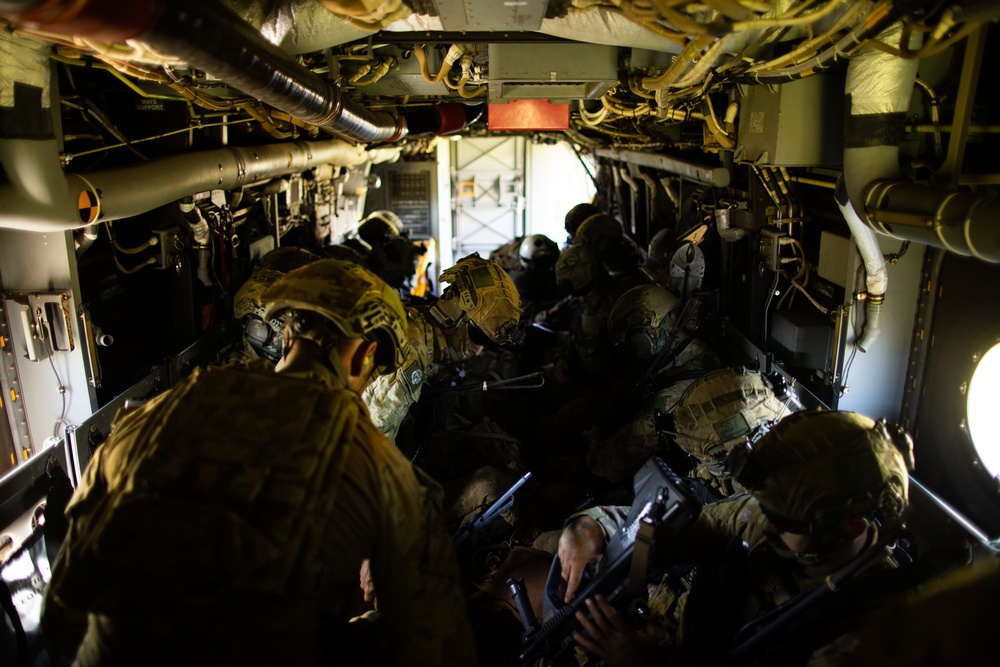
[0,0,998,665]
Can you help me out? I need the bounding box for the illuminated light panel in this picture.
[487,100,570,131]
[968,342,1000,477]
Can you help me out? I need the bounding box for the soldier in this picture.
[41,260,477,667]
[560,410,914,666]
[227,246,320,365]
[489,233,562,327]
[654,367,788,497]
[553,214,646,386]
[348,210,425,293]
[564,202,603,245]
[583,284,712,483]
[362,253,523,442]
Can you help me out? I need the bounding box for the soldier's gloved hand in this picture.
[558,515,606,602]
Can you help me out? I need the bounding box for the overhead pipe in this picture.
[0,136,401,232]
[863,182,999,263]
[840,20,921,352]
[0,27,405,232]
[1,0,481,144]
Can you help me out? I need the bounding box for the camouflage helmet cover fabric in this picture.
[435,254,524,346]
[564,202,603,237]
[234,269,284,322]
[737,410,912,531]
[608,284,681,359]
[672,368,786,463]
[573,213,623,252]
[261,259,408,370]
[555,243,599,294]
[236,247,321,320]
[234,248,320,362]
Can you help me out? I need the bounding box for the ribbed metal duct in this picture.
[0,0,480,144]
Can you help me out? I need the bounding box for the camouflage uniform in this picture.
[585,378,696,483]
[362,304,436,440]
[573,411,915,665]
[363,255,522,442]
[488,236,525,272]
[555,215,646,383]
[43,261,476,667]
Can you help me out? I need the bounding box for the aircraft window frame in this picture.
[967,341,1000,480]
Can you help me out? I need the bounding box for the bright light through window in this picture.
[968,342,1000,478]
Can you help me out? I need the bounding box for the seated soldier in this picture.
[552,214,646,387]
[651,367,789,497]
[584,285,723,484]
[361,253,524,442]
[226,246,320,365]
[346,210,425,294]
[558,410,915,667]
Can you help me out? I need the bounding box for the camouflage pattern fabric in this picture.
[574,495,900,661]
[586,379,696,483]
[489,237,525,272]
[435,255,524,346]
[571,271,648,380]
[744,411,911,531]
[362,304,437,440]
[44,361,475,666]
[262,259,408,371]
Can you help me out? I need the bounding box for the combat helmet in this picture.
[233,247,319,362]
[669,368,787,477]
[357,210,404,247]
[350,211,419,289]
[646,229,673,268]
[564,202,603,240]
[731,410,913,534]
[573,213,623,252]
[431,254,524,346]
[261,259,407,372]
[608,284,681,360]
[555,243,600,294]
[519,234,559,273]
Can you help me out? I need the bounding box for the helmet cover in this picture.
[734,410,912,532]
[565,203,603,238]
[234,248,320,362]
[573,213,623,253]
[555,244,600,294]
[434,254,524,346]
[608,284,681,360]
[261,259,407,371]
[671,368,787,470]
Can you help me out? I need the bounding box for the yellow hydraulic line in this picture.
[787,176,837,189]
[52,54,186,101]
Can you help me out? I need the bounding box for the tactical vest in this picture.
[66,365,363,613]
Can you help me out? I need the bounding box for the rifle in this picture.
[453,471,532,547]
[512,458,701,666]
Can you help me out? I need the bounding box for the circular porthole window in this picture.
[968,342,1000,479]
